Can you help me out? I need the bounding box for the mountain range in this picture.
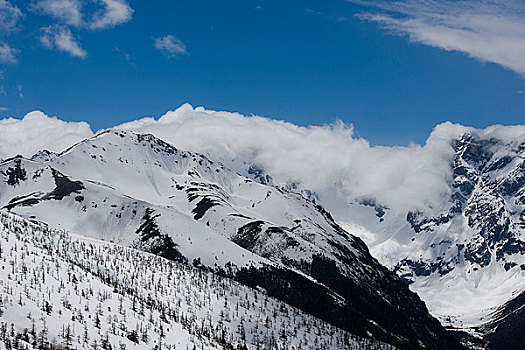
[0,108,523,349]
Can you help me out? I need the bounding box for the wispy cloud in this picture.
[305,8,322,16]
[154,35,189,58]
[349,0,525,77]
[0,42,18,64]
[0,0,22,33]
[90,0,133,30]
[31,0,83,27]
[32,0,133,58]
[16,83,22,98]
[32,0,133,29]
[40,25,87,58]
[0,1,22,64]
[113,46,135,66]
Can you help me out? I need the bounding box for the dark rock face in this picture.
[406,210,450,234]
[2,159,27,186]
[233,254,464,350]
[134,208,187,264]
[232,221,265,251]
[43,169,85,200]
[357,196,389,219]
[395,255,457,278]
[451,135,525,265]
[2,164,85,211]
[482,291,525,350]
[247,164,273,185]
[4,194,40,210]
[192,197,220,220]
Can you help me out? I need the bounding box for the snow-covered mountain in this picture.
[0,130,463,350]
[393,132,525,331]
[0,210,397,350]
[225,125,525,342]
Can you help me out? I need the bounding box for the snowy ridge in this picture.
[0,210,396,350]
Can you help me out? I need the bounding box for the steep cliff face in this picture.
[396,133,525,276]
[481,290,525,350]
[387,132,525,331]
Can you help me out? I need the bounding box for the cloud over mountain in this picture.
[2,105,524,213]
[0,110,93,159]
[116,104,469,211]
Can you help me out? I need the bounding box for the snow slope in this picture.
[0,210,396,350]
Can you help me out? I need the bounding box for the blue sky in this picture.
[0,0,524,145]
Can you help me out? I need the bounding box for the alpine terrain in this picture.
[0,129,465,350]
[194,122,525,349]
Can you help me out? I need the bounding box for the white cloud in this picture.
[0,106,7,111]
[40,25,87,58]
[2,105,523,217]
[0,41,18,64]
[90,0,133,30]
[154,35,188,58]
[350,0,525,77]
[16,83,22,98]
[32,0,83,27]
[0,0,22,33]
[0,110,93,159]
[33,0,133,58]
[32,0,133,30]
[116,104,488,212]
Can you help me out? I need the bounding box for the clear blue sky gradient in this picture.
[1,0,524,145]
